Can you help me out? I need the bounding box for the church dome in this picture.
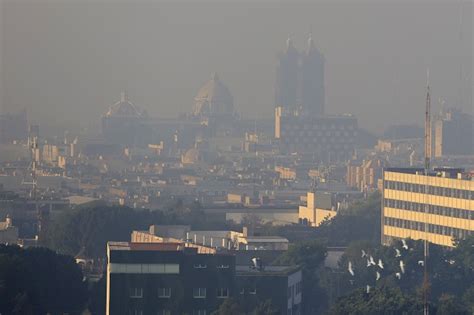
[193,73,234,117]
[105,92,147,118]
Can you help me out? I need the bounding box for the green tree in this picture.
[0,245,87,315]
[314,192,381,246]
[211,298,244,315]
[328,286,423,315]
[275,239,328,314]
[252,299,279,315]
[435,294,467,315]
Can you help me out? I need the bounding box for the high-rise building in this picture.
[434,108,473,157]
[381,167,473,248]
[0,109,28,143]
[301,34,325,115]
[275,38,299,110]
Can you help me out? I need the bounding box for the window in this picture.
[217,288,229,298]
[158,287,171,298]
[130,287,143,298]
[193,264,207,269]
[249,287,257,295]
[157,311,171,315]
[217,264,230,269]
[193,288,206,298]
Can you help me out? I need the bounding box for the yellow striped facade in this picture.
[382,170,474,248]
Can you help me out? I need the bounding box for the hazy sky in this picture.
[1,0,472,133]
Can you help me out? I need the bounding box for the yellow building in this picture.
[299,191,337,227]
[382,168,473,247]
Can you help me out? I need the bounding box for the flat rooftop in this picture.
[108,242,185,252]
[385,167,473,180]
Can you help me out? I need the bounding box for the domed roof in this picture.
[193,73,234,117]
[105,92,147,118]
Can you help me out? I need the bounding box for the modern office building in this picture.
[275,107,357,161]
[106,242,236,315]
[236,265,302,315]
[106,240,302,315]
[381,167,473,247]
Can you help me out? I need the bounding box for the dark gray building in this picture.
[275,38,299,110]
[301,34,325,116]
[106,242,235,315]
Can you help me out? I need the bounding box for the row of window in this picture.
[130,287,229,299]
[384,217,472,239]
[384,198,472,220]
[192,264,230,269]
[384,180,473,200]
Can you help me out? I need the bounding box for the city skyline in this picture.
[1,1,472,134]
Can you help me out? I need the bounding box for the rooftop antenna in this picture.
[424,68,431,171]
[423,68,431,315]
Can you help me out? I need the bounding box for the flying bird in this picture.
[401,239,409,250]
[348,261,355,276]
[376,271,381,281]
[367,259,371,268]
[369,256,376,266]
[418,260,424,266]
[400,260,405,274]
[395,248,401,257]
[366,285,371,294]
[377,259,384,269]
[395,272,401,279]
[361,249,367,258]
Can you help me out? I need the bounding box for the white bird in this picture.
[377,259,384,269]
[369,256,376,266]
[400,260,405,274]
[395,248,401,257]
[367,259,371,267]
[361,249,367,258]
[348,261,355,276]
[418,260,424,266]
[401,239,409,250]
[366,285,371,294]
[376,271,381,281]
[395,272,401,279]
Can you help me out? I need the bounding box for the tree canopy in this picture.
[0,245,87,315]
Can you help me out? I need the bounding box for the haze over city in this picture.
[0,1,473,315]
[1,1,472,133]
